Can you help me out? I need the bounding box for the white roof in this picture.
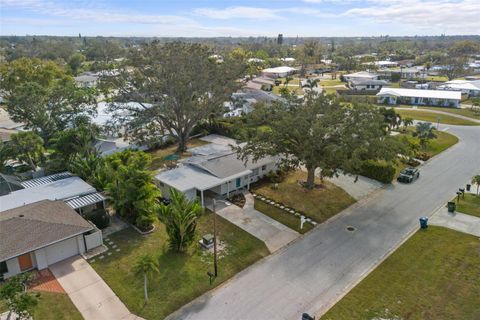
[440,80,480,91]
[262,66,296,74]
[0,176,96,212]
[281,57,295,62]
[344,71,378,79]
[92,102,152,126]
[377,88,461,100]
[156,164,250,192]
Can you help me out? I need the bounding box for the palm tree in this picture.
[302,78,320,90]
[133,255,159,303]
[413,122,437,150]
[157,189,203,252]
[402,117,414,131]
[284,76,293,87]
[472,175,480,195]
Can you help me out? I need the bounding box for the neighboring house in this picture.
[375,60,398,68]
[377,88,461,107]
[377,67,425,80]
[247,58,264,63]
[262,66,297,78]
[281,57,296,63]
[0,172,105,213]
[0,200,102,279]
[223,97,257,118]
[437,80,480,97]
[74,72,99,88]
[396,59,415,67]
[348,79,389,91]
[246,76,275,91]
[343,71,379,82]
[155,135,278,207]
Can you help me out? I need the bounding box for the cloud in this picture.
[344,0,480,33]
[193,6,336,20]
[0,0,195,25]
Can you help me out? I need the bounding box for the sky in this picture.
[1,0,479,37]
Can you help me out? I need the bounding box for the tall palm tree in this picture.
[414,122,437,150]
[133,255,159,303]
[284,76,293,87]
[472,175,480,195]
[157,189,203,252]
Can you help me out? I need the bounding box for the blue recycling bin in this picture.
[419,217,428,229]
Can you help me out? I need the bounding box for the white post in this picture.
[300,216,306,230]
[201,190,204,208]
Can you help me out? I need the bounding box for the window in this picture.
[251,168,259,176]
[261,165,267,171]
[0,261,8,278]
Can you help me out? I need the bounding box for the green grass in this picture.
[147,138,208,170]
[272,85,304,96]
[254,200,313,234]
[395,127,458,158]
[1,292,82,320]
[395,109,479,126]
[323,227,480,320]
[420,107,480,120]
[455,193,480,218]
[319,79,343,87]
[90,213,269,320]
[252,171,356,223]
[32,292,83,320]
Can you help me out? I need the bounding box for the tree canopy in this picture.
[104,41,244,152]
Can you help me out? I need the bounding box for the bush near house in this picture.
[82,208,111,229]
[359,160,396,184]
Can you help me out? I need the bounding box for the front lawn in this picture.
[90,213,269,320]
[455,193,480,218]
[420,107,480,120]
[254,200,313,234]
[251,171,356,223]
[147,138,208,171]
[395,109,479,126]
[319,79,343,87]
[395,127,459,158]
[0,292,82,320]
[323,227,480,320]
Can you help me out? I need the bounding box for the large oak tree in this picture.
[103,41,244,152]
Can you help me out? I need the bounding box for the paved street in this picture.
[168,123,480,320]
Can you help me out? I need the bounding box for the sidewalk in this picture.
[429,207,480,237]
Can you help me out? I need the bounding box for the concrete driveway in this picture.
[215,194,299,253]
[50,256,142,320]
[167,123,480,320]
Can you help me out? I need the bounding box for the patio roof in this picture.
[65,192,106,210]
[21,171,73,188]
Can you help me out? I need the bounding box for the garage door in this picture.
[45,237,80,265]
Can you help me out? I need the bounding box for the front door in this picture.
[236,178,241,188]
[18,253,33,271]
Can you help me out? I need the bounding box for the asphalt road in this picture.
[169,124,480,320]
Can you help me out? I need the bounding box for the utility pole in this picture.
[212,199,218,277]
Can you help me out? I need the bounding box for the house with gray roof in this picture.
[348,79,390,91]
[0,200,103,279]
[155,135,278,206]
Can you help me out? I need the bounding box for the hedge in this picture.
[359,160,396,184]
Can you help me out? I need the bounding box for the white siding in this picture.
[45,237,80,265]
[84,231,103,251]
[3,258,21,279]
[34,249,48,270]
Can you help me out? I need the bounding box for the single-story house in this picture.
[0,200,103,279]
[377,88,461,107]
[348,79,389,91]
[0,172,105,213]
[246,76,275,91]
[262,66,297,78]
[74,72,99,88]
[247,58,264,63]
[343,71,379,82]
[155,136,278,207]
[437,80,480,97]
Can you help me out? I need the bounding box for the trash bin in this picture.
[466,184,471,192]
[447,201,456,213]
[419,217,428,229]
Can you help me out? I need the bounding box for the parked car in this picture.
[397,167,420,183]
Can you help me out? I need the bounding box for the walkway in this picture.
[429,207,480,237]
[396,107,480,124]
[215,194,299,253]
[50,256,143,320]
[167,123,480,320]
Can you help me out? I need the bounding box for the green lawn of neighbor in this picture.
[396,127,459,158]
[147,138,208,171]
[0,292,82,320]
[319,79,343,87]
[254,200,313,234]
[455,193,480,218]
[90,213,269,320]
[251,170,355,223]
[272,85,304,96]
[395,109,479,126]
[420,107,480,120]
[323,227,480,320]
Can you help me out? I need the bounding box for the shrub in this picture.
[135,213,156,231]
[82,208,111,229]
[267,169,287,183]
[359,160,396,184]
[415,152,431,161]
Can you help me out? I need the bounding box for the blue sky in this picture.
[1,0,479,37]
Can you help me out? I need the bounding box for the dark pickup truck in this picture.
[397,167,420,183]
